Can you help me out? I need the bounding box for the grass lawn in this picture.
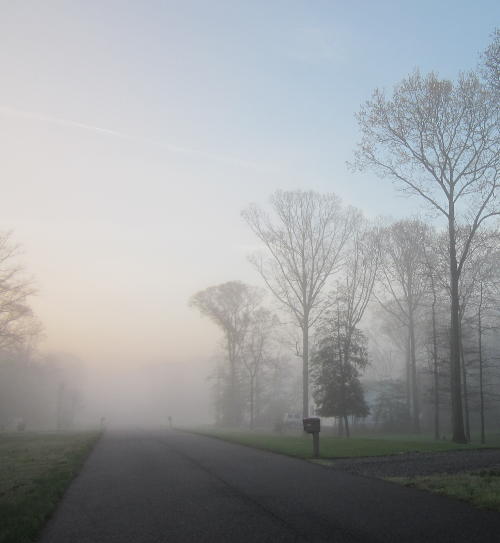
[189,428,500,459]
[0,431,100,543]
[388,469,500,512]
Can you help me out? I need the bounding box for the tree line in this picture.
[191,29,500,443]
[0,231,83,431]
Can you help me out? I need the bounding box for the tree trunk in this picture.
[215,366,222,426]
[254,373,260,427]
[405,335,412,423]
[226,337,238,426]
[343,334,353,439]
[431,292,440,440]
[344,414,350,438]
[302,321,309,419]
[449,213,467,443]
[478,283,485,445]
[337,416,344,437]
[460,334,471,442]
[249,376,255,430]
[56,383,65,431]
[409,308,420,433]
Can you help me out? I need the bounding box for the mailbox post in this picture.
[303,417,320,458]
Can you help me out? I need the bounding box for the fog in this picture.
[79,361,212,428]
[1,3,498,439]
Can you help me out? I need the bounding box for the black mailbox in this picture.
[303,417,320,434]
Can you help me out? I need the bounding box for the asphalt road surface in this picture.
[39,430,500,543]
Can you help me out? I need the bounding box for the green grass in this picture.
[189,428,500,459]
[388,469,500,512]
[0,431,100,543]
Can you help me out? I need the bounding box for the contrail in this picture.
[0,105,275,172]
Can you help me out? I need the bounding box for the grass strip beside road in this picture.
[388,470,500,512]
[188,428,498,459]
[0,432,100,543]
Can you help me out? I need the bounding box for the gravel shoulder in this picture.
[317,448,500,477]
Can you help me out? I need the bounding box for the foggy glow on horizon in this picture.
[1,1,497,425]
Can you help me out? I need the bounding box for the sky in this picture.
[0,1,498,421]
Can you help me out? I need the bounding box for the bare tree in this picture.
[374,219,430,433]
[465,237,499,444]
[422,234,443,440]
[0,231,37,351]
[455,228,499,440]
[242,190,354,418]
[353,71,500,442]
[477,281,486,444]
[241,308,277,429]
[475,263,500,445]
[337,218,380,341]
[190,281,264,426]
[425,228,491,440]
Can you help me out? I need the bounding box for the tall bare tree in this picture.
[422,227,498,441]
[374,219,429,433]
[190,281,264,426]
[242,190,354,418]
[353,71,500,442]
[456,228,499,440]
[422,234,443,440]
[466,236,499,444]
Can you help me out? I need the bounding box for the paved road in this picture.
[39,430,500,543]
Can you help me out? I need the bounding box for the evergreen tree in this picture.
[312,321,369,436]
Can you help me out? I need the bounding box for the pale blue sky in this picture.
[0,1,498,372]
